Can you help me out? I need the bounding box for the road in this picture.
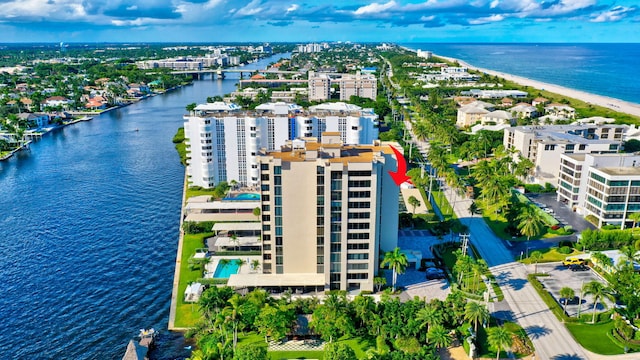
[403,121,589,360]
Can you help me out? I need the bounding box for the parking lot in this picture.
[536,262,613,317]
[526,193,596,233]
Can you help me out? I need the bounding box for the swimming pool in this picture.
[224,193,260,201]
[213,259,241,278]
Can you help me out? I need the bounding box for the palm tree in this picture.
[407,195,420,214]
[416,306,443,342]
[517,205,546,258]
[185,102,197,115]
[487,327,513,360]
[427,324,452,349]
[251,259,261,273]
[373,276,387,292]
[223,294,243,350]
[465,301,490,333]
[230,233,240,251]
[628,212,640,229]
[381,247,408,292]
[582,281,615,324]
[529,251,543,273]
[235,258,246,270]
[559,287,575,316]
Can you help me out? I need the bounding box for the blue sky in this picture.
[0,0,638,43]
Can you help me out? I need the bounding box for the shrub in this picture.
[558,246,572,254]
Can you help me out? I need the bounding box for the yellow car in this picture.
[562,258,585,266]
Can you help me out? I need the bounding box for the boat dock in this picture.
[122,328,156,360]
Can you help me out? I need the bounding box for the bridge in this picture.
[169,68,303,79]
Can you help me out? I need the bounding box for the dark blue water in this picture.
[403,43,640,105]
[0,54,287,360]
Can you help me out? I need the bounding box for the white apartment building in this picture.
[558,153,640,212]
[416,50,432,59]
[504,125,627,185]
[456,101,495,128]
[558,152,640,228]
[239,135,399,292]
[184,102,379,188]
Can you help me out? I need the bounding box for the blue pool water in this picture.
[225,193,260,201]
[213,260,240,278]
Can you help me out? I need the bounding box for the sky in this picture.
[0,0,638,43]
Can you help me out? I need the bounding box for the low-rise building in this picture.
[504,125,627,184]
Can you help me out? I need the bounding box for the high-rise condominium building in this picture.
[252,134,399,292]
[308,71,378,102]
[183,102,379,188]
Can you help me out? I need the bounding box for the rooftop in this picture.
[596,167,640,176]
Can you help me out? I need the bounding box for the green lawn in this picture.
[269,350,324,359]
[521,247,584,264]
[431,188,457,221]
[185,187,218,201]
[566,321,625,355]
[174,232,212,328]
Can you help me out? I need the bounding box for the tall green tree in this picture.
[464,302,489,333]
[427,324,453,350]
[529,251,543,273]
[487,327,513,360]
[416,306,443,342]
[408,195,421,214]
[517,205,546,257]
[582,281,615,324]
[381,247,408,292]
[559,287,575,316]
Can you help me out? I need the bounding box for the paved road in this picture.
[403,125,589,360]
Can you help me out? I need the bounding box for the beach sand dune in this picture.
[435,54,640,119]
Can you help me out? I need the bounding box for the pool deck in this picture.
[204,255,262,278]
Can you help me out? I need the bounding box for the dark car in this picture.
[559,296,579,305]
[426,267,446,280]
[570,264,589,272]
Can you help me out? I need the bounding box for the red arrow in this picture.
[388,145,412,186]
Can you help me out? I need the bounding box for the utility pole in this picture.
[461,233,470,256]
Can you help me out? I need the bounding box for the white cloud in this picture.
[126,5,138,11]
[468,14,504,24]
[490,0,499,9]
[590,6,635,23]
[236,0,263,16]
[420,15,435,21]
[354,1,397,16]
[287,4,299,13]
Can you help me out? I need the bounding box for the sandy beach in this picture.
[434,54,640,119]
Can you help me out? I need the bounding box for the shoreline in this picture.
[402,46,640,119]
[168,169,189,331]
[0,84,191,162]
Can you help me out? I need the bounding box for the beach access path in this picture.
[435,54,640,119]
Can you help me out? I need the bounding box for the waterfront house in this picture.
[18,113,49,129]
[509,103,539,119]
[41,96,72,110]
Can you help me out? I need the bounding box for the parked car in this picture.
[562,258,586,266]
[559,296,579,305]
[570,264,589,272]
[426,267,446,280]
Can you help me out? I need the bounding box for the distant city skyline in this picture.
[0,0,637,43]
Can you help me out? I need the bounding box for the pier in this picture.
[122,329,156,360]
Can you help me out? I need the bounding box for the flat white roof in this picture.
[212,222,261,231]
[185,213,258,222]
[215,236,261,247]
[185,201,260,210]
[227,273,325,287]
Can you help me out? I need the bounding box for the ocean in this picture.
[402,43,640,105]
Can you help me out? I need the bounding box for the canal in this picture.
[0,53,289,359]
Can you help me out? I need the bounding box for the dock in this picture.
[122,328,156,360]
